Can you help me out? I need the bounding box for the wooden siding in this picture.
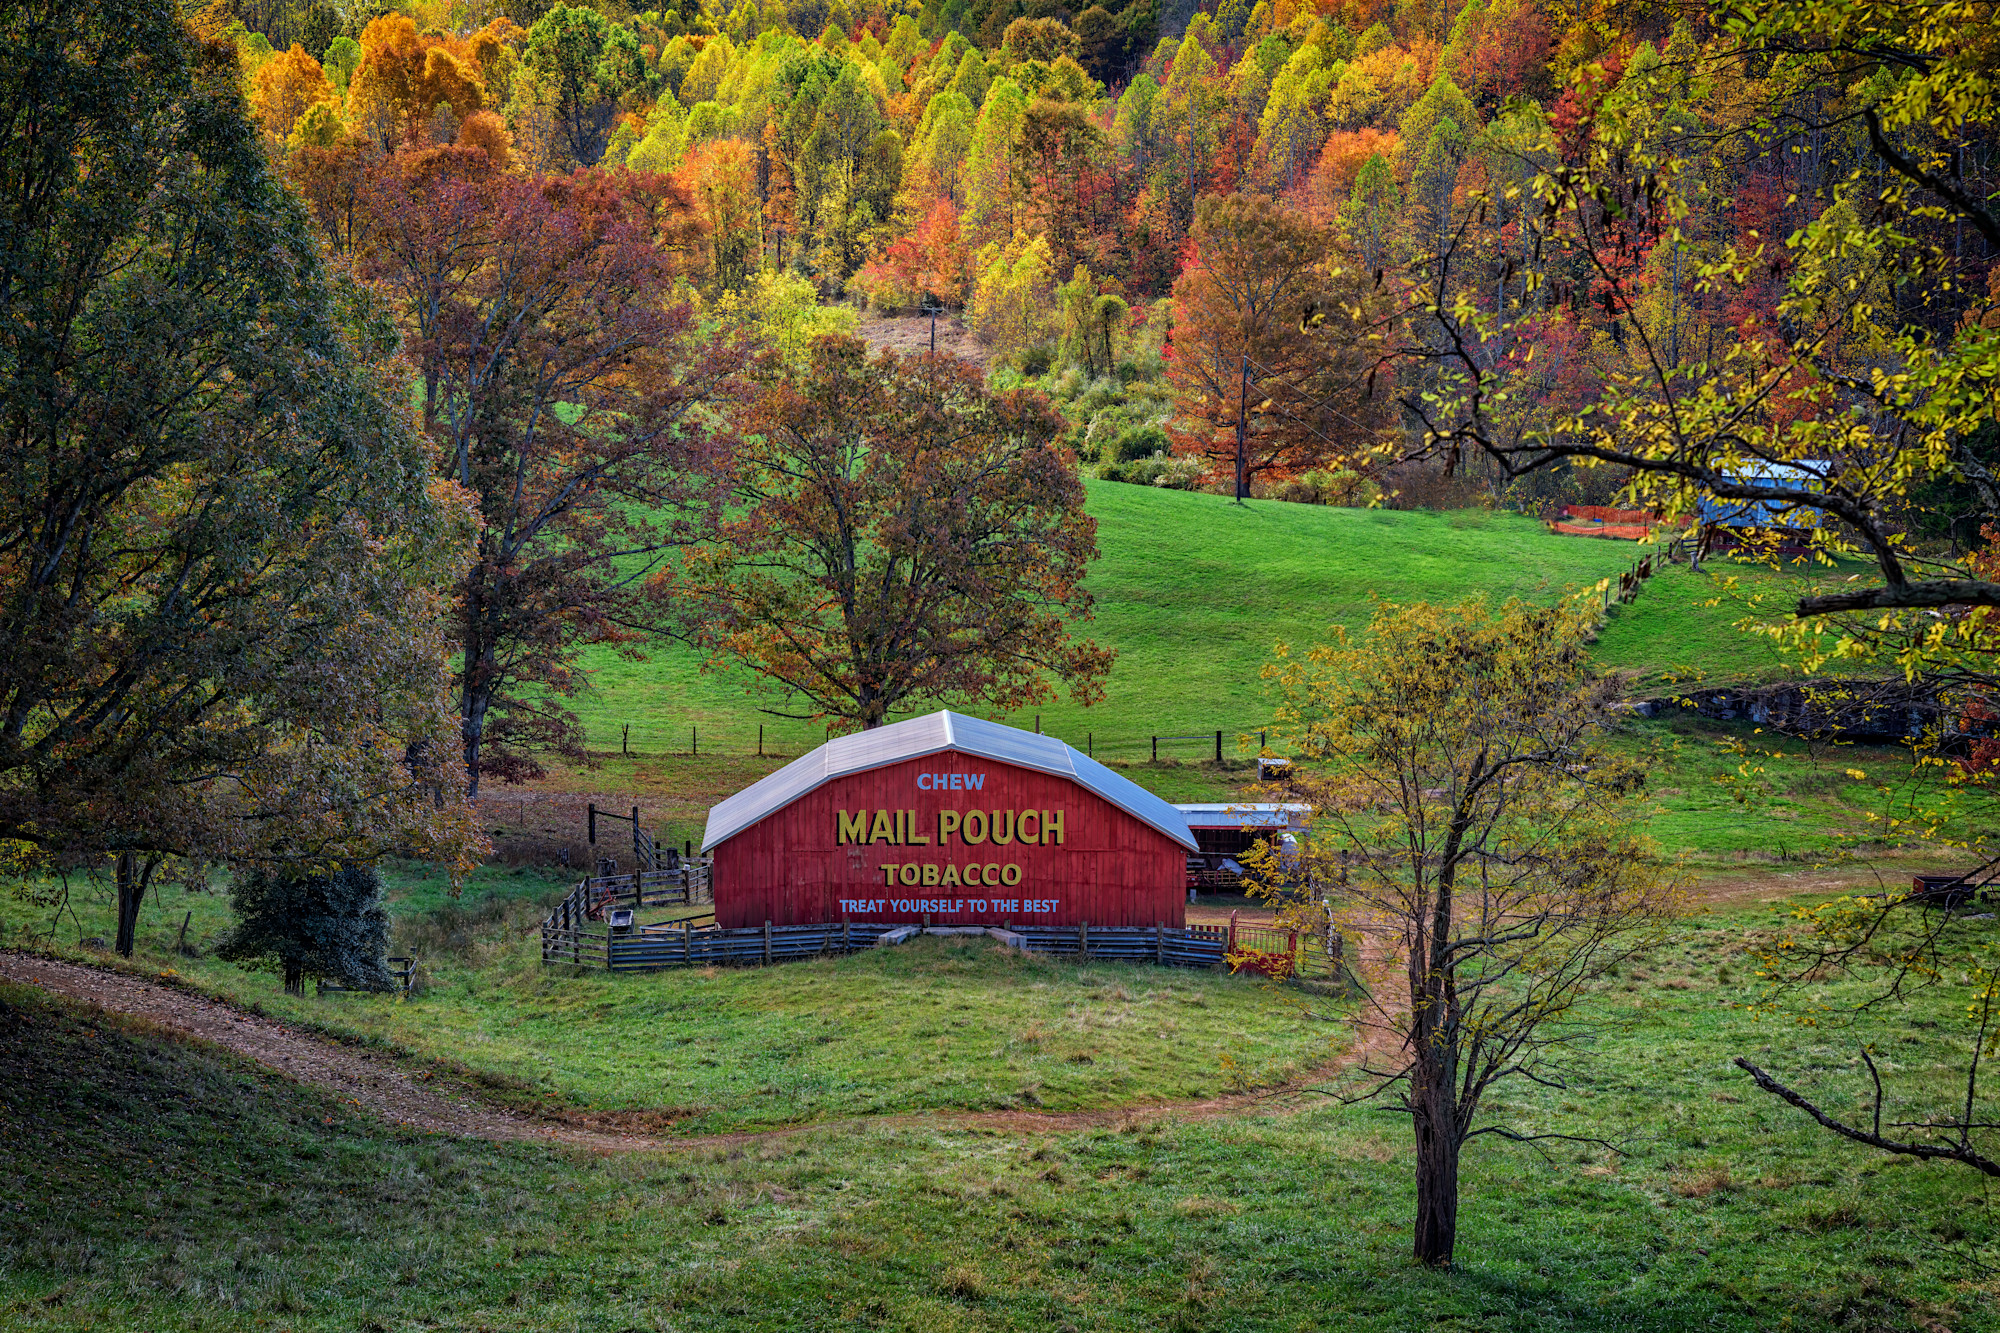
[711,750,1186,929]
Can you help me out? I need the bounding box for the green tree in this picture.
[216,864,396,996]
[1255,44,1332,191]
[521,4,646,165]
[1396,71,1476,168]
[0,0,481,952]
[626,91,690,171]
[321,33,360,88]
[1342,150,1401,271]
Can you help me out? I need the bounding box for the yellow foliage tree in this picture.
[1250,597,1680,1267]
[250,43,337,147]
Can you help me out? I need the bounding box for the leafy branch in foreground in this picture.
[1739,872,2000,1178]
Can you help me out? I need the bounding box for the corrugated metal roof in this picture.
[1174,803,1312,829]
[702,710,1197,852]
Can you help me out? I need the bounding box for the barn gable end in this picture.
[703,712,1194,930]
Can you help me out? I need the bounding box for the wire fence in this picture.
[588,718,1282,763]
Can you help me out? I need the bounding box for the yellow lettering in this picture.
[906,809,930,844]
[962,809,989,844]
[983,863,1000,886]
[1043,809,1064,845]
[938,809,961,844]
[1001,863,1022,886]
[922,863,940,886]
[882,864,899,886]
[870,809,896,844]
[1017,810,1040,844]
[899,863,920,887]
[991,809,1015,845]
[839,810,868,844]
[941,863,961,886]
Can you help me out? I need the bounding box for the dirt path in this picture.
[0,951,669,1152]
[0,950,1352,1153]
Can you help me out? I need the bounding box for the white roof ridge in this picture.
[701,709,1195,852]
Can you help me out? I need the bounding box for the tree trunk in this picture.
[284,961,305,996]
[461,636,493,801]
[1411,1066,1461,1266]
[114,852,146,958]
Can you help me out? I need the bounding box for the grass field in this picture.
[569,486,1814,762]
[3,890,1996,1331]
[1,864,1334,1133]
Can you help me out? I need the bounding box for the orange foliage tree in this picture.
[347,13,485,150]
[1165,191,1390,497]
[680,337,1114,731]
[250,43,336,145]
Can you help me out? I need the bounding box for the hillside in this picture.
[571,484,1807,761]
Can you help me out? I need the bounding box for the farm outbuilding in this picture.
[700,711,1197,930]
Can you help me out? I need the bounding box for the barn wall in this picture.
[711,751,1186,929]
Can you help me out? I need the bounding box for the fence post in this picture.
[763,919,772,966]
[1087,731,1092,757]
[1080,920,1089,960]
[692,725,698,755]
[759,724,764,757]
[1151,736,1158,762]
[683,919,691,966]
[632,865,642,909]
[1228,909,1238,955]
[1215,730,1222,763]
[1155,921,1163,965]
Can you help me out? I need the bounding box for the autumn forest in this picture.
[4,0,2000,1319]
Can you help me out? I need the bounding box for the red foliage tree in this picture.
[1165,192,1390,496]
[358,145,758,793]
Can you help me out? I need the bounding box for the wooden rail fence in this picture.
[539,902,1237,973]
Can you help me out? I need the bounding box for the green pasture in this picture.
[1,864,1330,1134]
[569,486,1813,762]
[3,893,1996,1331]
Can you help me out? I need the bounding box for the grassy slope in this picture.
[569,485,1803,761]
[4,903,1997,1331]
[2,866,1332,1133]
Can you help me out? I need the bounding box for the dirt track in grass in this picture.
[0,950,1359,1154]
[2,865,1842,1151]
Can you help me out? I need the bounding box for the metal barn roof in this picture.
[701,710,1198,853]
[1173,803,1312,829]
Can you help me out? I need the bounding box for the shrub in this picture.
[1110,423,1171,462]
[1073,375,1125,415]
[215,863,395,996]
[1019,343,1054,376]
[1266,468,1384,506]
[1097,450,1206,489]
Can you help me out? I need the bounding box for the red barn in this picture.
[701,711,1196,930]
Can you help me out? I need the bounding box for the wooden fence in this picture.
[540,862,714,968]
[539,909,1235,973]
[1223,912,1344,980]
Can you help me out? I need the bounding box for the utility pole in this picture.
[1235,354,1251,503]
[930,306,936,352]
